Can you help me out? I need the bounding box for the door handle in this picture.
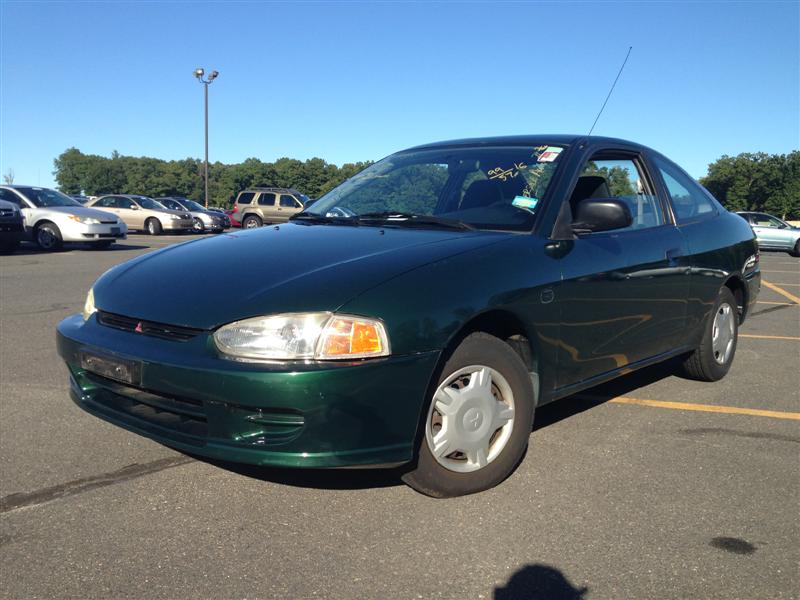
[666,248,683,264]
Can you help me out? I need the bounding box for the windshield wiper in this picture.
[356,212,474,231]
[289,212,359,225]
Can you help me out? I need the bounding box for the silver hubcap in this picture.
[245,220,259,229]
[37,227,55,248]
[712,302,735,364]
[425,365,515,473]
[193,219,203,231]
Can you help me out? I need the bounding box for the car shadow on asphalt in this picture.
[494,563,588,599]
[532,359,679,432]
[12,242,151,255]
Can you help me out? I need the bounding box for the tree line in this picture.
[53,148,372,206]
[700,151,799,219]
[52,148,799,217]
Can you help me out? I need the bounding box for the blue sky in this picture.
[1,1,797,188]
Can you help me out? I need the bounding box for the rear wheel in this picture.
[243,215,262,229]
[35,222,63,251]
[145,218,162,236]
[790,240,800,257]
[680,286,738,381]
[402,332,535,498]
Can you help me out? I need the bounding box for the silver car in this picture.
[156,197,230,233]
[0,185,127,251]
[736,212,800,257]
[88,195,193,235]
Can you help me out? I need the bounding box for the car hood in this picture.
[31,206,119,221]
[93,223,508,329]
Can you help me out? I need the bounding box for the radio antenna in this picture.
[588,46,633,136]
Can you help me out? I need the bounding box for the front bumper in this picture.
[163,219,193,231]
[59,220,128,242]
[57,314,439,468]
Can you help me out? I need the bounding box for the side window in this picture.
[752,214,783,228]
[161,199,177,210]
[118,198,134,209]
[280,194,299,208]
[96,197,113,208]
[258,193,276,206]
[237,192,255,206]
[653,155,717,223]
[0,189,22,206]
[570,155,664,231]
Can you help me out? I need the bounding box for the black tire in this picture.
[402,332,535,498]
[34,222,63,251]
[679,286,738,382]
[192,218,205,233]
[790,240,800,257]
[145,218,162,236]
[91,240,114,250]
[242,215,262,229]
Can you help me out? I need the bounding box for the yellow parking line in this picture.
[740,334,800,341]
[605,397,800,421]
[762,270,800,274]
[756,300,795,305]
[762,280,800,304]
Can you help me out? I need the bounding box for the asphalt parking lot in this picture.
[1,233,798,599]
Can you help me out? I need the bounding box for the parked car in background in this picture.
[156,197,230,233]
[0,185,127,250]
[230,187,310,228]
[70,195,91,205]
[88,195,192,235]
[58,135,760,498]
[0,198,25,253]
[736,211,800,256]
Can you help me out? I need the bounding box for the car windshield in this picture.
[181,199,205,211]
[136,197,167,210]
[18,187,81,208]
[303,144,565,232]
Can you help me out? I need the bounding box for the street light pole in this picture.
[193,68,219,209]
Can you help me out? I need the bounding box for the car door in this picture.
[116,197,144,230]
[256,192,278,222]
[553,147,689,390]
[277,194,303,223]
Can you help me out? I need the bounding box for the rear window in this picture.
[237,192,255,205]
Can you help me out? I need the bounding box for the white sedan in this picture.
[0,185,127,250]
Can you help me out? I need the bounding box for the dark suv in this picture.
[230,188,310,228]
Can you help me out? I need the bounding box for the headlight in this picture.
[69,215,101,225]
[83,288,96,321]
[213,312,390,361]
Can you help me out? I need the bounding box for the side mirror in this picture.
[131,205,140,210]
[572,198,632,233]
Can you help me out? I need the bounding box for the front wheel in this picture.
[790,240,800,258]
[145,218,162,236]
[402,332,535,498]
[192,218,205,233]
[679,286,738,381]
[35,222,63,251]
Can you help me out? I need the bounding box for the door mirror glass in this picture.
[573,198,633,233]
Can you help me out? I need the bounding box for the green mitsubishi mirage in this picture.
[57,135,761,497]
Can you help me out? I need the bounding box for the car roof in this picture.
[241,187,302,194]
[403,134,650,152]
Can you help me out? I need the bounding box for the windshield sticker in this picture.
[536,147,563,163]
[512,196,539,210]
[487,162,527,182]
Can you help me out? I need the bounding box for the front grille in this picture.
[97,311,204,341]
[99,220,118,224]
[82,371,208,442]
[0,208,15,217]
